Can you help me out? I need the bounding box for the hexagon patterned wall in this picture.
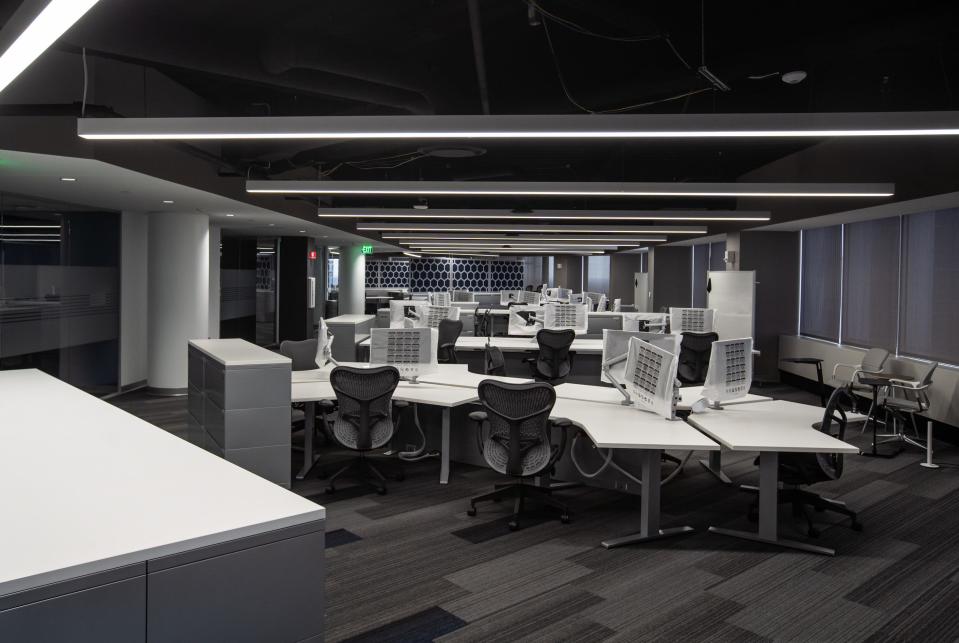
[365,258,524,292]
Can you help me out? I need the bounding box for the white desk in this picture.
[0,370,326,639]
[357,335,605,354]
[686,400,859,555]
[293,376,479,484]
[553,382,772,411]
[550,397,719,547]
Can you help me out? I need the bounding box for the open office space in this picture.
[2,2,959,642]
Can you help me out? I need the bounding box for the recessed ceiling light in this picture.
[59,177,77,182]
[225,213,235,217]
[268,223,275,226]
[299,230,306,233]
[162,200,174,204]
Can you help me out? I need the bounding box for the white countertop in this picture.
[0,370,325,598]
[293,377,479,407]
[189,338,291,368]
[686,400,861,454]
[553,383,772,412]
[551,397,720,451]
[405,336,604,354]
[326,314,376,325]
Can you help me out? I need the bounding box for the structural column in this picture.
[147,213,210,394]
[337,244,366,315]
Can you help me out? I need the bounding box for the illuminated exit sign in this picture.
[361,244,374,255]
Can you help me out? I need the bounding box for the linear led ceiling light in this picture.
[249,181,893,199]
[386,235,667,242]
[359,222,715,233]
[0,0,102,94]
[329,209,748,224]
[78,112,959,140]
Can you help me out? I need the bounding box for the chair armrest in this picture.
[439,342,456,349]
[549,417,573,429]
[548,417,574,461]
[468,411,488,423]
[832,362,860,380]
[521,356,536,364]
[887,378,928,390]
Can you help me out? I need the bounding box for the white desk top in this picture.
[553,383,772,412]
[326,314,376,325]
[680,385,772,407]
[453,336,605,354]
[686,400,860,454]
[189,338,291,368]
[0,370,325,597]
[551,397,720,451]
[293,377,479,407]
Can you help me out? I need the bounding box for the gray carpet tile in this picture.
[110,384,959,642]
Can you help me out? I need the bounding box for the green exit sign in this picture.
[361,244,374,255]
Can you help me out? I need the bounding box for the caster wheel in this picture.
[467,507,477,517]
[508,521,519,531]
[560,514,571,524]
[325,487,335,494]
[808,528,820,538]
[376,487,387,496]
[851,521,863,532]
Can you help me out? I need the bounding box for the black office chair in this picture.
[467,381,572,530]
[437,319,463,364]
[524,328,575,384]
[677,331,719,384]
[747,387,863,538]
[326,365,401,495]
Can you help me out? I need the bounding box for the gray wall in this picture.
[120,211,148,388]
[651,246,691,312]
[554,255,583,291]
[609,254,642,304]
[739,231,800,381]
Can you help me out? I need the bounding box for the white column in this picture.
[120,211,149,389]
[147,213,210,393]
[208,224,221,339]
[337,245,366,315]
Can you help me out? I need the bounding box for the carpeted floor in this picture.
[111,385,959,642]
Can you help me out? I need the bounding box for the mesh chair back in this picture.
[535,329,575,380]
[280,338,319,371]
[781,387,855,484]
[916,361,938,387]
[330,366,400,451]
[438,319,463,363]
[677,332,719,384]
[477,380,556,477]
[861,348,890,374]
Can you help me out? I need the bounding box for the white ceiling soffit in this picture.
[0,149,397,250]
[249,180,894,198]
[357,221,715,232]
[78,111,959,140]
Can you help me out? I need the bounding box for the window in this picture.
[586,255,610,293]
[800,225,842,342]
[841,218,899,350]
[692,244,709,307]
[899,210,959,364]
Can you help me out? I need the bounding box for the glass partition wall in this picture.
[0,193,120,395]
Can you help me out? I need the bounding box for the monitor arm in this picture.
[601,353,632,406]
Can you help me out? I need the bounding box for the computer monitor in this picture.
[406,304,460,328]
[500,290,521,305]
[596,294,609,312]
[622,312,667,332]
[430,291,451,307]
[622,336,680,420]
[601,330,680,387]
[369,327,437,382]
[315,318,337,367]
[669,307,716,334]
[452,290,474,303]
[701,337,754,408]
[515,289,541,305]
[544,287,571,302]
[612,298,622,312]
[584,291,603,311]
[389,300,422,328]
[507,304,543,335]
[543,302,588,332]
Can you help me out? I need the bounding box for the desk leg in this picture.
[296,401,321,480]
[601,449,695,549]
[440,407,451,485]
[709,452,835,556]
[698,449,732,485]
[921,420,941,469]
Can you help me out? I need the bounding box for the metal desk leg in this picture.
[440,407,451,484]
[709,452,835,556]
[815,362,826,407]
[699,449,732,485]
[602,449,695,548]
[921,420,941,469]
[296,401,321,480]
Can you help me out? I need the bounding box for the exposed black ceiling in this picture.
[4,0,959,243]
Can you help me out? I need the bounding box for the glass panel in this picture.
[586,255,610,293]
[709,241,726,271]
[841,218,899,350]
[900,210,959,364]
[800,225,842,342]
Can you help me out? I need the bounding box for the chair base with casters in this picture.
[325,453,404,496]
[467,480,570,531]
[743,484,863,538]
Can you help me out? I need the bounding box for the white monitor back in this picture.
[430,291,451,307]
[622,312,667,332]
[389,300,421,327]
[508,304,543,336]
[516,290,541,305]
[545,287,571,302]
[612,298,622,312]
[706,271,756,340]
[624,336,679,419]
[500,290,521,305]
[315,318,334,366]
[669,308,716,334]
[407,303,460,328]
[596,294,609,312]
[452,290,475,302]
[544,303,588,332]
[601,330,680,384]
[702,337,754,404]
[369,327,438,379]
